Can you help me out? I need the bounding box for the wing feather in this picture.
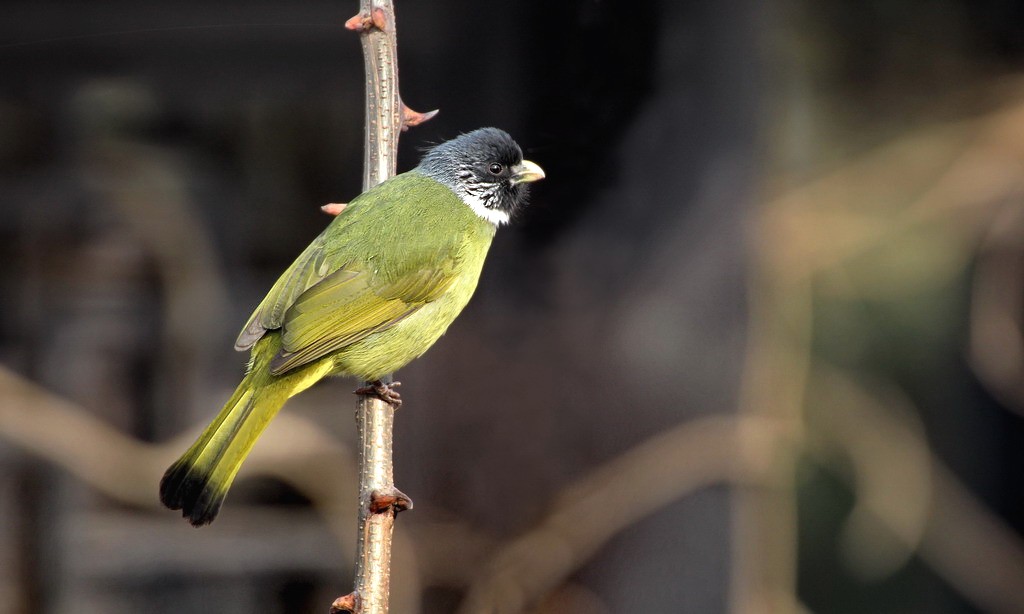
[235,233,330,350]
[233,172,478,372]
[267,263,455,374]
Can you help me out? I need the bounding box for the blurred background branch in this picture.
[457,414,767,614]
[807,366,1024,613]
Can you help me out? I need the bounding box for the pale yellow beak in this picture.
[511,159,545,184]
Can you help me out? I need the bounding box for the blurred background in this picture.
[2,1,1024,612]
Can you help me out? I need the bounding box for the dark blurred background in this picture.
[3,1,1024,613]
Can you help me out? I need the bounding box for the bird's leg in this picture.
[353,379,402,408]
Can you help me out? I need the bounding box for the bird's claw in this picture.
[354,379,402,408]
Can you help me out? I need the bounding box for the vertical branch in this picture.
[350,396,400,614]
[354,1,401,187]
[332,2,433,612]
[353,6,401,609]
[347,0,400,607]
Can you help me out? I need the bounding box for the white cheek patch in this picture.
[455,186,510,226]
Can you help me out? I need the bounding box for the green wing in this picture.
[267,262,455,374]
[234,172,472,375]
[236,237,458,376]
[235,233,331,351]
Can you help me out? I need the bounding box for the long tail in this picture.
[160,336,329,526]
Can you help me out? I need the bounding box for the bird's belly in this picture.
[330,286,475,381]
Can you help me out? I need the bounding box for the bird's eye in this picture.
[487,163,503,175]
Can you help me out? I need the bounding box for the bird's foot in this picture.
[354,379,402,408]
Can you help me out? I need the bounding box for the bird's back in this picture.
[273,171,497,380]
[322,171,496,281]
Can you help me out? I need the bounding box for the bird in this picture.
[160,127,544,526]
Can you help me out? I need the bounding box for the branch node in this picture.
[330,592,359,613]
[371,8,389,32]
[344,12,371,31]
[401,104,439,131]
[344,8,388,32]
[321,202,348,216]
[369,487,414,515]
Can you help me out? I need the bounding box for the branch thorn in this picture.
[321,202,347,216]
[371,8,389,32]
[344,8,388,33]
[330,592,358,613]
[369,487,414,515]
[344,12,370,31]
[401,103,439,131]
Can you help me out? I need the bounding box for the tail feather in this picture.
[161,334,333,526]
[160,382,277,526]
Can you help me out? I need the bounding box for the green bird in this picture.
[160,128,544,526]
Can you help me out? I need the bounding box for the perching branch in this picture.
[333,2,434,613]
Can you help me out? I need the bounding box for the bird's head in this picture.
[418,127,545,225]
